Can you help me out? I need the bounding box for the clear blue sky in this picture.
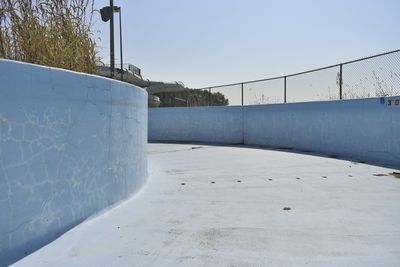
[92,0,400,89]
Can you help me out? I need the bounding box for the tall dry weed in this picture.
[0,0,98,74]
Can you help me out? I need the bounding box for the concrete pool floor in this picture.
[14,143,400,266]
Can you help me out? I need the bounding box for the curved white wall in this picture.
[149,106,243,144]
[149,97,400,169]
[244,98,400,168]
[0,60,148,266]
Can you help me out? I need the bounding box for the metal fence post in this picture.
[339,64,343,100]
[241,83,244,106]
[284,76,287,103]
[208,87,211,106]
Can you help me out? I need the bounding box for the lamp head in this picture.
[100,6,113,22]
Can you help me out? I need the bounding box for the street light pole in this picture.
[110,0,115,77]
[118,8,123,81]
[101,2,122,80]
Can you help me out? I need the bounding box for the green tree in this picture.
[155,88,229,107]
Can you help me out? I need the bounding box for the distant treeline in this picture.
[155,88,229,107]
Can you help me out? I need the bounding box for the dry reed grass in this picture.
[0,0,98,74]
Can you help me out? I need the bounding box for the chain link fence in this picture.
[342,52,400,99]
[197,50,400,106]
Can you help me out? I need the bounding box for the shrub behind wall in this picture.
[0,0,98,74]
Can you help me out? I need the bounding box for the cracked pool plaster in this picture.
[0,59,148,266]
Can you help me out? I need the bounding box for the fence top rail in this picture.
[197,49,400,90]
